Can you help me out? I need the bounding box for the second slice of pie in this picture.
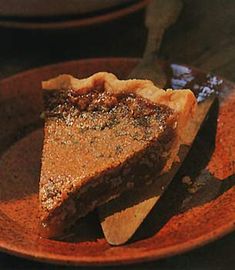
[39,72,197,237]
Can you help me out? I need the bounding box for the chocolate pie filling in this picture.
[40,84,177,237]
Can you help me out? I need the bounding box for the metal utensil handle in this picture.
[144,0,183,58]
[128,0,182,87]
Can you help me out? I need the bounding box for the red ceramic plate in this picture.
[0,58,234,266]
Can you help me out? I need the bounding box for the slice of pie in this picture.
[39,72,197,237]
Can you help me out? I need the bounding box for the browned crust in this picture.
[42,72,197,146]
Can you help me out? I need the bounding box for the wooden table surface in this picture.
[0,0,235,269]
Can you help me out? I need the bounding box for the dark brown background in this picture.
[0,0,235,269]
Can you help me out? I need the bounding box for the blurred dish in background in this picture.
[0,0,135,18]
[0,0,149,29]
